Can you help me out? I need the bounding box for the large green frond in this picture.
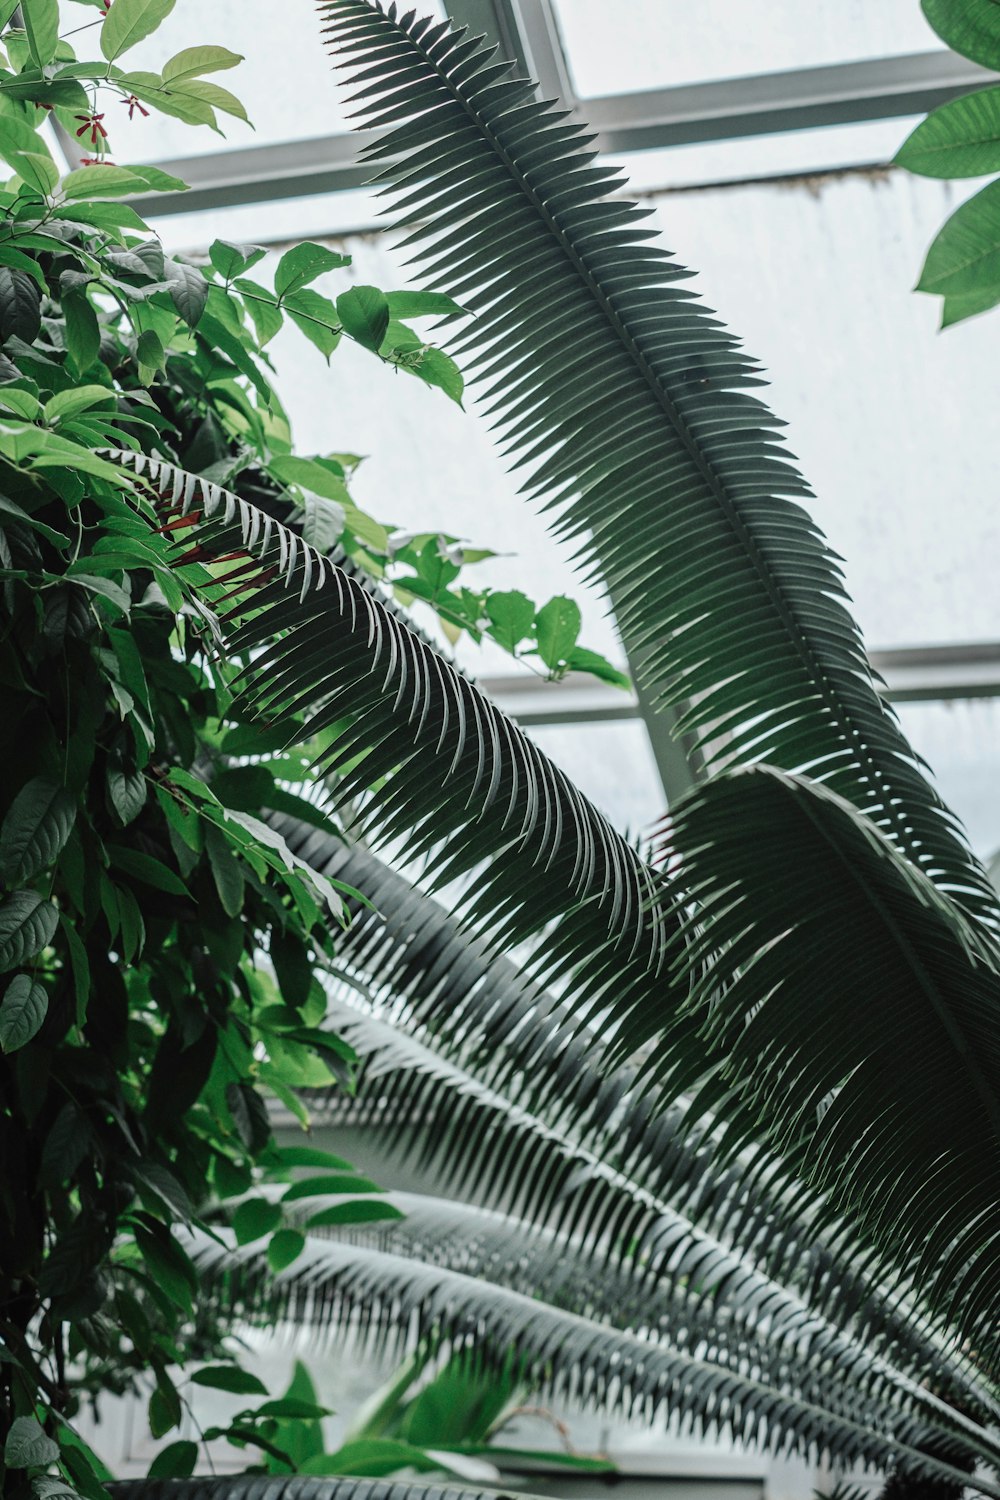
[318,0,996,927]
[188,1228,1000,1495]
[110,450,678,988]
[659,765,1000,1372]
[277,822,994,1419]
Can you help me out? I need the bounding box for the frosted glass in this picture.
[552,1,943,98]
[897,700,1000,860]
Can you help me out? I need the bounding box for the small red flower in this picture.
[79,157,116,167]
[74,112,108,146]
[121,94,149,121]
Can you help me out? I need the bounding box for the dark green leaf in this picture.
[106,846,188,896]
[0,973,48,1052]
[190,1364,268,1396]
[534,595,581,668]
[267,1228,306,1272]
[897,86,1000,178]
[0,266,41,345]
[336,285,389,352]
[101,0,176,60]
[0,778,76,883]
[21,0,60,67]
[0,892,59,972]
[917,178,1000,296]
[146,1440,198,1479]
[922,0,1000,67]
[275,242,349,298]
[5,1416,59,1469]
[231,1197,282,1245]
[484,590,534,653]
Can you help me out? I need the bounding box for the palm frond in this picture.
[658,765,1000,1372]
[187,1228,1000,1495]
[276,821,995,1420]
[110,450,678,995]
[271,1188,997,1456]
[318,0,996,928]
[111,1480,533,1500]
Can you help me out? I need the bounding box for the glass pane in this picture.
[896,701,1000,861]
[101,0,444,164]
[552,0,943,99]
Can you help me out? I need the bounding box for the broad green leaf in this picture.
[407,345,463,404]
[485,591,535,652]
[0,973,48,1052]
[0,387,41,420]
[106,846,189,896]
[922,0,1000,67]
[385,289,464,320]
[235,277,282,345]
[534,595,582,668]
[107,765,147,826]
[210,239,266,280]
[4,1416,59,1469]
[147,1440,198,1480]
[164,259,208,328]
[190,1364,268,1396]
[232,1196,282,1245]
[268,454,349,504]
[565,647,631,690]
[0,266,41,345]
[52,200,149,232]
[0,894,58,966]
[897,87,1000,178]
[305,1200,405,1228]
[267,1228,306,1272]
[44,386,115,424]
[941,283,1000,325]
[171,77,249,124]
[101,0,176,60]
[275,242,349,298]
[0,110,60,194]
[136,327,165,381]
[61,165,152,200]
[336,285,389,352]
[162,45,243,82]
[124,162,189,194]
[205,823,244,916]
[134,1222,197,1312]
[283,287,340,358]
[0,778,76,884]
[282,1174,384,1202]
[917,178,1000,296]
[62,291,101,373]
[0,246,46,291]
[21,0,60,67]
[267,1145,355,1171]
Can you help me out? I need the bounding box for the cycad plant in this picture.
[102,2,1000,1496]
[5,0,1000,1496]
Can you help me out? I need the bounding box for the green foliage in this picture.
[898,3,1000,322]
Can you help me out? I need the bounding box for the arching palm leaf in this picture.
[187,1228,1000,1496]
[110,449,677,992]
[275,821,994,1419]
[317,0,996,930]
[658,765,1000,1374]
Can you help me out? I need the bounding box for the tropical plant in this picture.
[135,2,1000,1496]
[0,1,621,1494]
[897,1,1000,323]
[4,2,1000,1500]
